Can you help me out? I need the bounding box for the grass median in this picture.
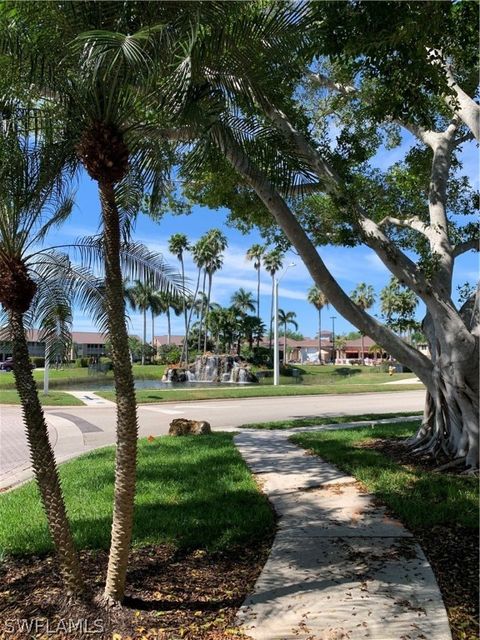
[0,390,83,406]
[241,411,421,430]
[97,383,422,404]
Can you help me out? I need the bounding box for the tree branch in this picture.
[307,71,356,97]
[452,238,479,258]
[428,48,480,142]
[211,123,435,384]
[378,215,430,238]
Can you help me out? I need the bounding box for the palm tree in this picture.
[231,288,256,316]
[246,244,264,318]
[168,233,189,357]
[278,309,298,364]
[351,283,376,363]
[202,229,227,352]
[6,19,184,603]
[0,138,84,595]
[263,250,284,350]
[186,236,209,356]
[307,285,329,364]
[125,281,155,365]
[149,290,165,353]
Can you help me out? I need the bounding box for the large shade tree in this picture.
[149,1,478,468]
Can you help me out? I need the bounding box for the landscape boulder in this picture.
[169,418,212,436]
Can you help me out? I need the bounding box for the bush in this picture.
[75,357,89,368]
[241,346,272,367]
[156,344,182,365]
[31,357,45,368]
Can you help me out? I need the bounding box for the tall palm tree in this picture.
[0,138,84,595]
[351,283,376,363]
[168,233,189,358]
[231,288,256,316]
[307,285,329,364]
[263,250,284,350]
[46,26,183,603]
[202,229,227,352]
[278,309,298,364]
[149,290,165,353]
[125,280,154,365]
[246,244,264,318]
[186,236,209,356]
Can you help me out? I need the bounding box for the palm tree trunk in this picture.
[203,272,213,353]
[10,311,84,595]
[182,267,201,363]
[99,181,138,605]
[256,266,261,318]
[180,257,188,363]
[142,307,146,365]
[361,334,365,364]
[318,308,322,364]
[197,269,207,352]
[151,310,155,351]
[284,322,287,365]
[167,307,171,345]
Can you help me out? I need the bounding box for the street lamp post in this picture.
[274,262,296,386]
[331,316,337,364]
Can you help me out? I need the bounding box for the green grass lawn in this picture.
[0,433,274,556]
[98,383,423,404]
[288,364,417,386]
[290,423,479,529]
[0,364,167,391]
[241,411,421,430]
[0,390,83,406]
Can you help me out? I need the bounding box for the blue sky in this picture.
[48,135,478,341]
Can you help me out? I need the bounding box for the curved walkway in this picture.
[235,429,451,640]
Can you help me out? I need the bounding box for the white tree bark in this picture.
[212,123,479,468]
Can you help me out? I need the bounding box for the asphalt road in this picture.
[0,390,425,489]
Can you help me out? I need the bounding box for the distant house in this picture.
[288,336,333,364]
[153,335,184,348]
[336,336,388,364]
[0,328,138,362]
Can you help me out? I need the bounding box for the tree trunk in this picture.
[283,323,287,365]
[181,257,188,363]
[256,265,261,318]
[99,180,139,604]
[10,311,84,595]
[182,267,201,364]
[141,307,146,366]
[197,269,207,352]
[318,308,322,363]
[203,272,213,353]
[217,127,479,468]
[361,333,365,364]
[167,307,171,345]
[151,311,155,351]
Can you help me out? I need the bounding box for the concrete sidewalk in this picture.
[235,430,451,640]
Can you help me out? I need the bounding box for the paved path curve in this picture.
[235,429,451,640]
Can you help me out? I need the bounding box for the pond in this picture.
[61,379,256,392]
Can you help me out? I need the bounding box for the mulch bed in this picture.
[363,437,479,640]
[0,544,271,640]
